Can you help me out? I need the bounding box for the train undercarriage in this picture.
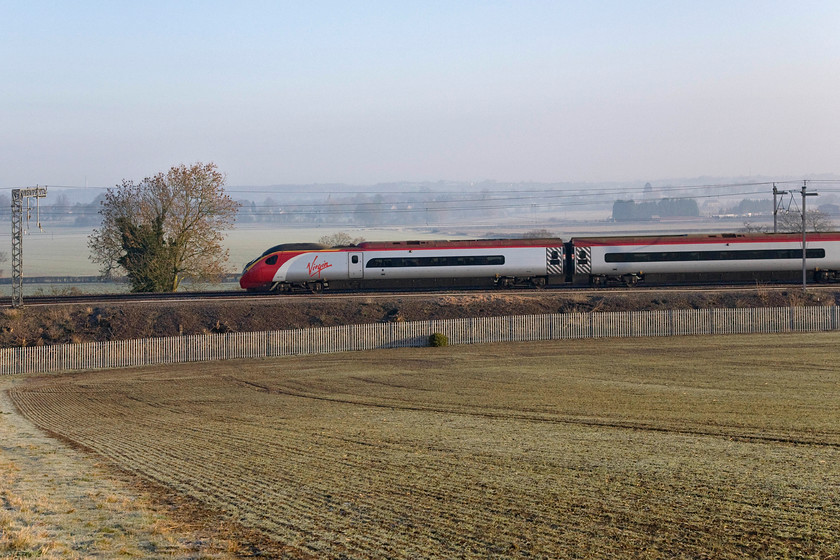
[493,275,548,289]
[264,275,553,293]
[254,269,840,294]
[587,273,644,287]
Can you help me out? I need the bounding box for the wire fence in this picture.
[2,306,838,375]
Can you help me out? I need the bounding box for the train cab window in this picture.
[351,255,359,264]
[265,255,278,265]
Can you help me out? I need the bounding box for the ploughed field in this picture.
[9,334,840,558]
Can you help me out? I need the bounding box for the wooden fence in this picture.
[2,306,839,375]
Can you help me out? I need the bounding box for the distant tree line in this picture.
[234,191,507,227]
[612,198,699,222]
[726,199,767,215]
[2,190,470,228]
[0,192,105,226]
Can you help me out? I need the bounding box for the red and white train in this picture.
[239,232,840,292]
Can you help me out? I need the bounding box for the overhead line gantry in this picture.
[11,186,47,308]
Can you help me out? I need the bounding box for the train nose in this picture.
[239,267,253,289]
[240,260,276,291]
[240,261,262,290]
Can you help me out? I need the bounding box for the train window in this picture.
[265,255,278,265]
[605,248,826,263]
[351,255,359,264]
[366,255,506,268]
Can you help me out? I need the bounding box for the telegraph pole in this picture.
[800,181,817,293]
[772,183,788,233]
[11,186,47,308]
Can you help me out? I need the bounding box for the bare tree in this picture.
[741,221,769,233]
[88,162,240,292]
[776,209,834,233]
[521,229,556,239]
[318,232,365,247]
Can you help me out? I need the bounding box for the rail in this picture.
[2,306,838,375]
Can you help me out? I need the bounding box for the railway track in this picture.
[3,281,834,308]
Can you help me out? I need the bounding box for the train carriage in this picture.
[571,232,840,285]
[240,238,566,292]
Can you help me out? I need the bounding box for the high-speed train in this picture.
[238,232,840,292]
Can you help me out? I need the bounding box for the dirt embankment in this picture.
[1,288,837,348]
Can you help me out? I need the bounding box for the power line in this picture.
[2,181,839,220]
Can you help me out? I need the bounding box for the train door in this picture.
[546,247,563,276]
[349,252,364,279]
[575,247,592,274]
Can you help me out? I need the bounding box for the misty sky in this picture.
[2,1,839,189]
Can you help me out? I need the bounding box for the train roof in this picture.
[356,238,565,250]
[570,232,840,246]
[260,243,329,256]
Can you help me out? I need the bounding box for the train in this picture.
[238,232,840,292]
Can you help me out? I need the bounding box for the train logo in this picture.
[306,256,332,278]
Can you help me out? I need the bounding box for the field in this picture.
[5,333,840,558]
[0,377,256,558]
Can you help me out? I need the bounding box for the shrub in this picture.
[428,332,448,347]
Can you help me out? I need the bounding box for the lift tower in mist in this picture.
[11,186,47,308]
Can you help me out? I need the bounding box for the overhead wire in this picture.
[1,180,838,219]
